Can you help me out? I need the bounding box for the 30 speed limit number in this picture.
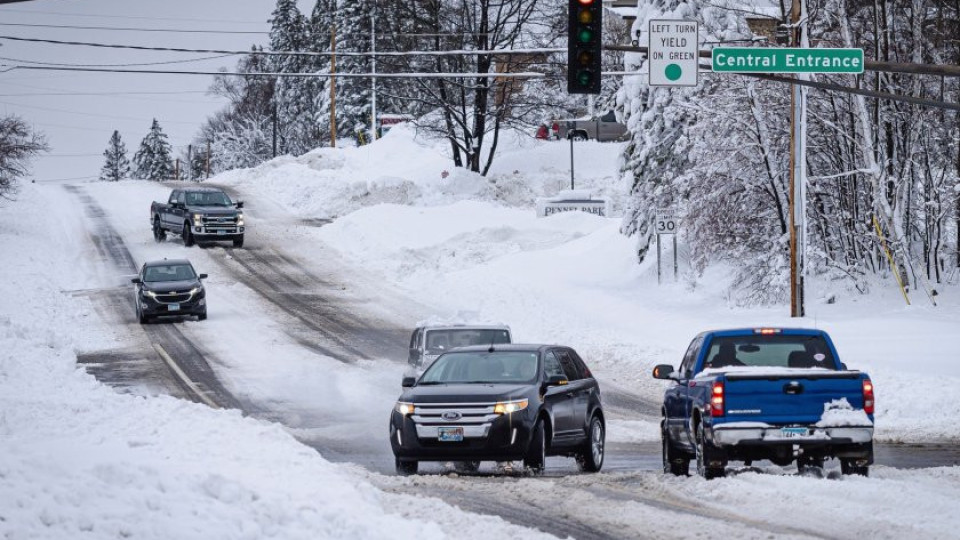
[654,213,680,234]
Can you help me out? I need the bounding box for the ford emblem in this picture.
[441,411,462,421]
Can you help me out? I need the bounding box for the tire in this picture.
[152,217,166,242]
[182,223,194,247]
[577,414,605,473]
[137,302,148,324]
[454,461,480,474]
[662,422,690,476]
[232,235,244,248]
[198,311,207,321]
[797,455,825,475]
[840,459,869,477]
[695,422,726,479]
[395,458,418,476]
[570,131,587,141]
[523,418,546,475]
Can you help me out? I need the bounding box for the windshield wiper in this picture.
[415,381,444,385]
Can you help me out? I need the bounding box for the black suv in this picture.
[390,344,604,475]
[132,259,207,323]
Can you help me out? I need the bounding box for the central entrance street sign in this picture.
[712,47,865,74]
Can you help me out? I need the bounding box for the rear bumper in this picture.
[712,425,874,447]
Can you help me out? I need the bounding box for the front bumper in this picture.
[139,294,206,316]
[390,411,534,462]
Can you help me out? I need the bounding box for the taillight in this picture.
[862,379,875,414]
[710,381,725,417]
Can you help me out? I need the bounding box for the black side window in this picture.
[556,350,583,381]
[176,191,186,205]
[169,191,179,204]
[600,110,616,122]
[679,336,704,378]
[543,351,565,379]
[566,349,592,379]
[409,329,418,349]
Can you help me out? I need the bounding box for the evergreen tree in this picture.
[334,0,374,141]
[269,0,320,155]
[308,0,336,143]
[133,119,174,181]
[99,130,131,182]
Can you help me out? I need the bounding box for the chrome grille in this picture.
[410,402,498,439]
[153,291,194,304]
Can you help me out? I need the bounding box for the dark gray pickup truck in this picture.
[151,187,245,248]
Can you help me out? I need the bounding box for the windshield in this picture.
[185,191,233,207]
[423,329,510,354]
[420,351,538,384]
[703,335,837,370]
[143,264,197,283]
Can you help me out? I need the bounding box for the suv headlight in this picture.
[188,287,202,296]
[142,290,157,299]
[237,214,244,226]
[494,399,528,415]
[395,402,415,416]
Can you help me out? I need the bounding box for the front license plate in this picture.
[217,230,226,235]
[168,303,180,312]
[781,427,808,438]
[438,427,464,442]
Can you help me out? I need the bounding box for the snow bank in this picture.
[0,185,550,539]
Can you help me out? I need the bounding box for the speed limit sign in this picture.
[655,212,680,234]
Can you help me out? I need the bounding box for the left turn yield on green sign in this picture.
[648,19,699,87]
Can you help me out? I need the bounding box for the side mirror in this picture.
[131,278,142,284]
[544,374,569,387]
[652,364,676,380]
[401,376,416,388]
[198,274,208,280]
[235,201,244,209]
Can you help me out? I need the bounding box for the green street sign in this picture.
[712,47,864,74]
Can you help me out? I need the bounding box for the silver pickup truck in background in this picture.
[557,111,629,142]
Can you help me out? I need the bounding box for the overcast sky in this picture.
[0,0,314,183]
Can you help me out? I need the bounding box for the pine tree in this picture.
[269,0,321,155]
[334,0,374,141]
[308,0,336,143]
[99,130,131,182]
[133,119,174,181]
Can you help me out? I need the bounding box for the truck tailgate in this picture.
[722,371,866,424]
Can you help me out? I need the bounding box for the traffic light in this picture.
[567,0,602,94]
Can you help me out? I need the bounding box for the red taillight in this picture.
[862,379,875,414]
[710,381,725,416]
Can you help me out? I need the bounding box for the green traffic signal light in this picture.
[578,28,594,43]
[577,70,592,86]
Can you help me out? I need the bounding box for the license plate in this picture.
[168,303,180,312]
[217,230,226,235]
[781,427,808,438]
[438,427,464,442]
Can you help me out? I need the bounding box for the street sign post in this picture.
[654,211,680,284]
[712,47,864,74]
[648,20,699,87]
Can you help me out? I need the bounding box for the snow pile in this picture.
[817,398,873,428]
[216,124,627,219]
[0,186,550,540]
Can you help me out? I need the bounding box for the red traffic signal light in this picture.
[567,0,602,94]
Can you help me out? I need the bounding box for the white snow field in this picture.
[2,126,959,539]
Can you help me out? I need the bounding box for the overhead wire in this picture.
[0,22,267,34]
[0,53,237,69]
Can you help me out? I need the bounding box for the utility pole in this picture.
[371,10,377,141]
[788,0,807,318]
[205,140,211,180]
[187,144,193,181]
[330,25,337,148]
[272,102,278,158]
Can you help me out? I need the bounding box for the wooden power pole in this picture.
[788,0,806,318]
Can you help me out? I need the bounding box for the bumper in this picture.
[139,296,206,316]
[390,411,534,462]
[192,225,244,240]
[712,425,874,447]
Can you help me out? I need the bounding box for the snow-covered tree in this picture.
[133,119,174,181]
[333,0,374,142]
[99,130,131,182]
[269,0,322,155]
[0,115,47,200]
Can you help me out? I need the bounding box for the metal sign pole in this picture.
[673,234,678,280]
[657,233,662,285]
[569,136,575,190]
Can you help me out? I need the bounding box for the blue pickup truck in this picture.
[653,328,874,479]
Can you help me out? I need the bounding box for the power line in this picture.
[3,65,548,79]
[0,53,236,69]
[0,7,264,25]
[0,91,208,96]
[0,22,267,34]
[0,35,564,58]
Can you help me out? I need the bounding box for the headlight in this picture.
[188,287,202,296]
[237,214,244,226]
[395,402,415,416]
[494,399,529,415]
[142,290,157,299]
[192,213,202,226]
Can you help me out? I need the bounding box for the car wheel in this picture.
[695,422,726,479]
[137,302,148,324]
[571,131,587,141]
[153,218,166,242]
[523,418,546,475]
[577,414,604,473]
[395,458,418,476]
[840,459,869,477]
[797,455,825,476]
[182,223,194,247]
[232,236,244,248]
[454,461,480,474]
[662,423,690,476]
[198,311,207,321]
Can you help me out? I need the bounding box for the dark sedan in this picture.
[132,259,207,323]
[389,344,605,475]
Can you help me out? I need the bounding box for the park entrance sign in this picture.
[712,47,864,74]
